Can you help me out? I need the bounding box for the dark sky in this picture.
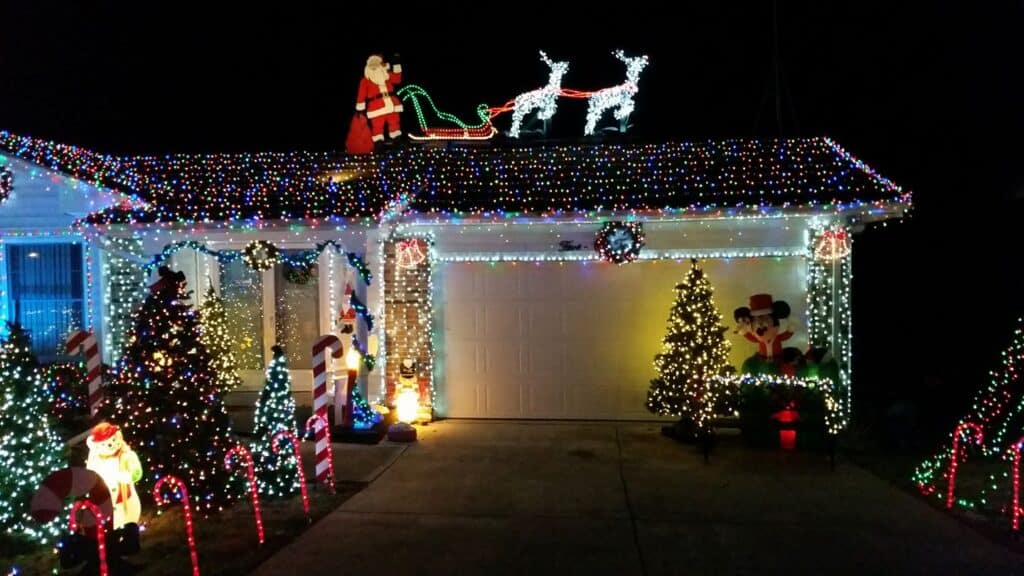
[2,2,1022,434]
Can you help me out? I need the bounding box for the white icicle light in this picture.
[509,51,570,138]
[584,51,649,136]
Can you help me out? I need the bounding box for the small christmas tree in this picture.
[199,285,243,394]
[0,323,65,542]
[646,259,733,434]
[253,346,300,498]
[101,267,238,512]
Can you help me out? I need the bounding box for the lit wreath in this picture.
[594,221,645,264]
[242,240,280,271]
[0,166,12,205]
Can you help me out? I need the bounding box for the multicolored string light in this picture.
[224,444,264,545]
[271,431,309,518]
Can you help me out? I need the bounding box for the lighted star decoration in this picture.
[814,229,852,261]
[396,238,427,269]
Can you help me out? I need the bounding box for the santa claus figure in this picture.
[355,53,403,144]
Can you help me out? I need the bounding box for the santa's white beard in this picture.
[365,65,388,86]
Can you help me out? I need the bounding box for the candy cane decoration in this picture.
[31,467,112,528]
[271,430,309,517]
[153,476,200,576]
[1012,436,1024,531]
[311,335,342,487]
[947,422,984,509]
[65,330,102,417]
[69,500,109,576]
[225,445,264,545]
[305,415,335,494]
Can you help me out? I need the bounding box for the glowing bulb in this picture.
[396,389,418,424]
[346,347,361,371]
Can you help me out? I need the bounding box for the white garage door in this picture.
[438,259,807,420]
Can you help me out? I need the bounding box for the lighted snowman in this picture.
[86,422,143,529]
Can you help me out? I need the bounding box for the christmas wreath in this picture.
[594,221,645,264]
[0,166,12,205]
[284,262,316,284]
[242,240,280,271]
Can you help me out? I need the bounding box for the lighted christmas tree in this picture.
[0,323,65,542]
[646,259,733,433]
[913,318,1024,510]
[199,285,243,394]
[101,267,238,512]
[252,346,299,498]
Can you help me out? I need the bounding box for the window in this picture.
[274,253,319,370]
[219,256,265,370]
[6,243,84,358]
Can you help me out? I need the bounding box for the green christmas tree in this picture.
[646,259,733,431]
[253,346,299,498]
[101,267,238,512]
[199,285,243,394]
[0,323,65,542]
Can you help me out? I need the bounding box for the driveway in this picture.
[254,421,1024,575]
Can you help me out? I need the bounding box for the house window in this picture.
[219,256,264,370]
[274,253,319,370]
[6,243,84,358]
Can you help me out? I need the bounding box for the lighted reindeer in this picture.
[508,51,570,138]
[583,51,649,136]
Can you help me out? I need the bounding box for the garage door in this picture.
[438,258,807,420]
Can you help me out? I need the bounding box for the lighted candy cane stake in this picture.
[311,335,343,488]
[1012,436,1024,531]
[69,500,109,576]
[271,430,309,517]
[305,415,335,494]
[65,330,102,417]
[225,445,264,544]
[946,422,984,509]
[153,475,200,576]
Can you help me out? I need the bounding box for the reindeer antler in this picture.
[539,50,553,67]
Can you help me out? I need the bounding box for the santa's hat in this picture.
[748,294,775,317]
[366,54,384,67]
[90,422,119,443]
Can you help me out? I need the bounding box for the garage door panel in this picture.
[441,259,807,420]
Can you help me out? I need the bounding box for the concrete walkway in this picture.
[255,421,1024,575]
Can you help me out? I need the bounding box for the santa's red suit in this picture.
[355,55,403,142]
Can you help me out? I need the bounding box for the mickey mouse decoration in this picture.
[734,294,794,362]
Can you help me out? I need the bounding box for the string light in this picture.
[645,259,732,429]
[100,267,238,514]
[224,444,264,545]
[712,374,846,435]
[1013,438,1024,531]
[152,475,200,576]
[252,347,300,499]
[594,221,645,264]
[0,323,65,542]
[583,51,648,136]
[397,85,496,141]
[68,500,108,576]
[198,286,243,394]
[946,422,983,509]
[270,431,309,518]
[0,164,12,204]
[508,51,570,138]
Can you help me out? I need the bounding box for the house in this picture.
[0,131,910,424]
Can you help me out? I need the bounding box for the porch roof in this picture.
[0,131,910,225]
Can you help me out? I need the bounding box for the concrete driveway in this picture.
[254,421,1024,575]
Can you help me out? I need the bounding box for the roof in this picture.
[0,131,910,225]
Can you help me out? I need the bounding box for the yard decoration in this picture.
[152,475,200,576]
[65,330,103,417]
[646,259,733,438]
[946,422,983,510]
[312,335,343,485]
[304,415,335,492]
[771,402,800,450]
[271,431,309,518]
[242,240,280,271]
[253,347,300,499]
[594,221,645,264]
[30,468,112,528]
[85,422,143,529]
[1013,437,1024,531]
[224,444,264,545]
[68,500,110,576]
[734,293,795,366]
[198,286,243,394]
[350,53,403,151]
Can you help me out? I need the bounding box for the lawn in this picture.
[2,480,362,576]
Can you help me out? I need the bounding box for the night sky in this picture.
[2,3,1021,439]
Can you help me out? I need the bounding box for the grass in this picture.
[2,481,362,576]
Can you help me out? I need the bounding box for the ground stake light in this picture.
[225,445,264,544]
[152,475,200,576]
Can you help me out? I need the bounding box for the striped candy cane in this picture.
[66,330,102,417]
[311,335,343,487]
[305,415,335,493]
